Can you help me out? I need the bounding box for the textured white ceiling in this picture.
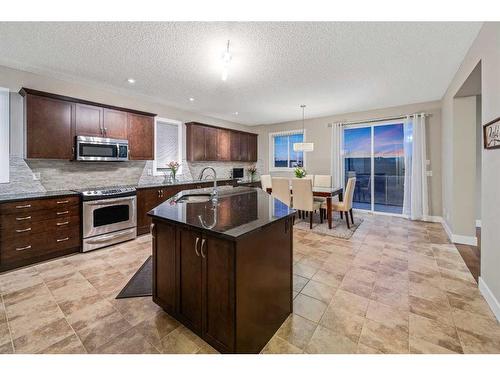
[0,22,482,125]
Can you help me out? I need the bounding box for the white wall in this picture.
[253,100,443,216]
[0,88,9,183]
[441,22,500,316]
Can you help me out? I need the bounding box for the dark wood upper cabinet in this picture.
[186,122,257,163]
[217,128,231,161]
[127,113,154,160]
[186,124,206,161]
[75,103,103,137]
[25,95,74,159]
[103,108,128,139]
[20,88,156,160]
[230,131,241,161]
[204,126,218,161]
[248,134,258,162]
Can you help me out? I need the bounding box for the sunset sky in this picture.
[344,123,404,158]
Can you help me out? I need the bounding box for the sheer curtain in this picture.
[403,114,429,220]
[331,122,344,188]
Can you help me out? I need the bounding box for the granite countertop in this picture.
[147,186,295,240]
[0,190,80,204]
[136,178,236,189]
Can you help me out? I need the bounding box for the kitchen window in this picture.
[153,117,183,176]
[269,130,305,170]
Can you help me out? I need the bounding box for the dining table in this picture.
[266,186,344,229]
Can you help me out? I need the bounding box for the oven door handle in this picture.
[85,196,136,206]
[86,228,136,244]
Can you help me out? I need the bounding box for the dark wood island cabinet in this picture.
[148,186,294,353]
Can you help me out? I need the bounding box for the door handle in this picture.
[56,211,69,215]
[56,237,69,242]
[200,239,206,258]
[16,216,31,221]
[195,237,200,257]
[56,200,69,204]
[56,221,69,226]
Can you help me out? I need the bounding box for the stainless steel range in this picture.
[77,186,137,252]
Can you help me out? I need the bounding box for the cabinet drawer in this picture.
[1,227,80,264]
[0,205,80,228]
[0,196,79,215]
[1,215,80,240]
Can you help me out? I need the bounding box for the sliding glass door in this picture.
[343,122,405,214]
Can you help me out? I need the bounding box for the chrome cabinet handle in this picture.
[16,227,32,233]
[56,221,69,226]
[195,237,200,257]
[201,239,206,258]
[56,237,69,242]
[16,216,31,221]
[16,204,31,209]
[56,200,69,204]
[56,211,69,215]
[16,245,32,251]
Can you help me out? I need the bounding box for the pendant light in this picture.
[293,104,314,152]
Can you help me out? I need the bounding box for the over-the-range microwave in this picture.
[76,136,129,161]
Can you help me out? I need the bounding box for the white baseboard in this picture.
[479,277,500,322]
[442,219,477,246]
[423,215,443,223]
[476,219,482,228]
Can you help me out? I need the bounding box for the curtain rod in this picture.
[327,113,431,127]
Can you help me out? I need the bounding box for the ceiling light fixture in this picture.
[127,78,135,84]
[189,97,195,102]
[234,111,239,115]
[221,40,232,81]
[293,105,314,152]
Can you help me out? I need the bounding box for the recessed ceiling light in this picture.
[189,97,195,102]
[234,112,239,115]
[127,78,135,84]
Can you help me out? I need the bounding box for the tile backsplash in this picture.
[0,157,265,195]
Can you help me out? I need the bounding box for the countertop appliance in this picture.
[76,186,137,252]
[76,136,129,161]
[231,168,244,179]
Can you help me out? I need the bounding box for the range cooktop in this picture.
[73,186,136,201]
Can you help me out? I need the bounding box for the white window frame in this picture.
[153,117,183,176]
[269,129,307,171]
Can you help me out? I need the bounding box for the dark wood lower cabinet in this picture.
[151,215,292,354]
[0,195,81,272]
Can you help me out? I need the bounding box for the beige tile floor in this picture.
[1,213,500,354]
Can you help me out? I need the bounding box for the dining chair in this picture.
[260,174,272,192]
[313,175,332,203]
[291,178,321,229]
[321,177,356,229]
[271,177,292,206]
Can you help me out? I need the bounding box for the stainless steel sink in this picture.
[176,194,211,203]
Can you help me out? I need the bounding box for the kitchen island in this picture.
[148,186,295,354]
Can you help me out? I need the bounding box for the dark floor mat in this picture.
[116,256,152,299]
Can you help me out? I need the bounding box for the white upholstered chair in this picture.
[292,178,321,229]
[313,175,332,203]
[321,177,356,229]
[260,174,272,192]
[271,178,292,206]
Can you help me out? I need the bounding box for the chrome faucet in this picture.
[198,166,218,202]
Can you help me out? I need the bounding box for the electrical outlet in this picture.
[426,159,431,166]
[32,172,41,181]
[147,169,152,176]
[426,171,433,177]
